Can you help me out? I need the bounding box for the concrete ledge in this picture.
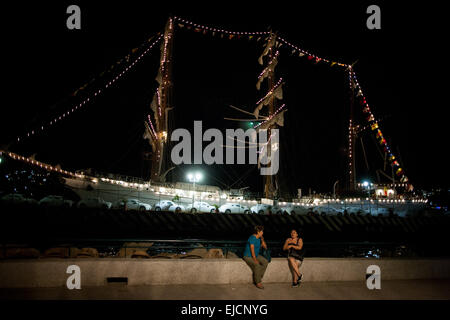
[1,258,450,288]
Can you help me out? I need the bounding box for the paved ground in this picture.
[1,280,450,300]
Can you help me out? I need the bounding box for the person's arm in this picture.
[283,238,292,251]
[250,244,260,264]
[260,236,267,250]
[291,238,303,250]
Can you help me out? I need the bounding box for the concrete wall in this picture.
[1,258,450,288]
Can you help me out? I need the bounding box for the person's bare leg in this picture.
[290,257,301,279]
[296,260,302,281]
[288,257,298,282]
[287,259,295,282]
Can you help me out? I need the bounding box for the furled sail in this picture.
[258,34,276,65]
[155,70,162,85]
[146,18,174,182]
[150,90,158,113]
[256,57,278,90]
[253,84,283,118]
[143,121,157,148]
[257,109,287,131]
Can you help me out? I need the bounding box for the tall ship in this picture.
[1,17,428,217]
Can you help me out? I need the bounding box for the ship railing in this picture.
[88,171,149,185]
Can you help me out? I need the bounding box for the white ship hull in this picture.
[64,176,427,216]
[64,176,228,208]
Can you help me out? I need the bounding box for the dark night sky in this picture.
[0,1,448,195]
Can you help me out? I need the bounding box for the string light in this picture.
[156,87,162,117]
[15,33,164,143]
[4,151,162,191]
[161,18,173,78]
[256,77,283,105]
[348,68,355,179]
[173,16,270,36]
[256,131,276,155]
[11,16,411,191]
[253,104,286,129]
[350,70,409,183]
[173,17,350,69]
[147,114,158,139]
[12,17,351,145]
[257,51,280,79]
[6,151,77,177]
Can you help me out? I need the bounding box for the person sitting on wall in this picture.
[243,225,269,289]
[283,229,304,287]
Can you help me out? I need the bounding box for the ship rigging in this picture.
[1,17,417,212]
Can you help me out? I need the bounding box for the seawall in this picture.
[1,258,450,288]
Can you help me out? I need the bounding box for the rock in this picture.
[69,248,80,258]
[183,248,224,259]
[121,242,154,258]
[206,248,224,259]
[43,247,70,258]
[225,251,240,259]
[150,252,179,259]
[117,248,127,258]
[76,248,99,258]
[131,250,150,259]
[5,248,40,259]
[187,248,208,258]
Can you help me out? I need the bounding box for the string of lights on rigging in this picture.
[147,114,158,139]
[255,77,283,106]
[14,34,164,144]
[9,15,409,186]
[253,104,287,129]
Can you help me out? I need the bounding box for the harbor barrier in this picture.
[1,257,450,287]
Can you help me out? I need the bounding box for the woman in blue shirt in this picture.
[243,225,268,289]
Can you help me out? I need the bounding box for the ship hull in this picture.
[64,177,427,216]
[63,177,225,209]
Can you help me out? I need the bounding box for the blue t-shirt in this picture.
[243,235,261,257]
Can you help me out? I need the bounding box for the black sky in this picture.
[0,1,448,195]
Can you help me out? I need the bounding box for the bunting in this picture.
[173,17,349,69]
[15,16,411,189]
[351,70,410,185]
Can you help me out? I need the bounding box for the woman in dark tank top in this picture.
[283,229,304,287]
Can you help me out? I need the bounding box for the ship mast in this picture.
[145,18,174,183]
[223,31,285,199]
[348,66,357,191]
[257,32,282,199]
[264,35,276,199]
